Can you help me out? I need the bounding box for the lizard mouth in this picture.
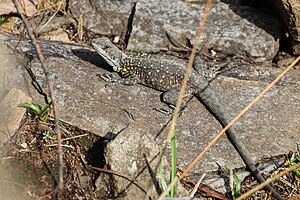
[114,66,119,72]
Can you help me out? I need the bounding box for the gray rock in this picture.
[71,0,135,36]
[199,3,281,62]
[0,88,31,146]
[171,73,299,174]
[273,0,300,54]
[2,33,299,194]
[130,2,281,63]
[0,37,26,101]
[96,123,190,198]
[127,0,202,52]
[95,123,166,199]
[70,1,281,62]
[0,0,37,16]
[0,38,32,146]
[222,0,300,54]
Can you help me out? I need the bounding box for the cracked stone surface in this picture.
[70,1,281,63]
[1,32,300,195]
[2,33,133,137]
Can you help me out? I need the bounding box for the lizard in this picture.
[92,37,283,199]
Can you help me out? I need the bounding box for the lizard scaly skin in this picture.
[92,37,283,199]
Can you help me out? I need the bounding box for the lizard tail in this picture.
[196,85,284,200]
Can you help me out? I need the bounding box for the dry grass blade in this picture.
[189,173,206,197]
[165,0,212,143]
[39,1,63,32]
[78,14,83,41]
[237,161,300,200]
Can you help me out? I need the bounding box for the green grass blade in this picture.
[40,101,52,118]
[159,148,168,194]
[291,169,300,178]
[18,103,42,115]
[232,171,241,199]
[170,129,177,197]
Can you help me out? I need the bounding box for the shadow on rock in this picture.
[85,132,116,177]
[72,49,114,72]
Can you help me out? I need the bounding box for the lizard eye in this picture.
[103,45,110,51]
[113,66,119,71]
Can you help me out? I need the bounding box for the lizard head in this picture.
[92,37,126,72]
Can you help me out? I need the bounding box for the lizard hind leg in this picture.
[193,57,221,80]
[162,87,193,110]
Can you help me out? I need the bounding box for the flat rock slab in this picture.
[174,75,299,173]
[0,88,31,146]
[130,2,281,63]
[2,33,299,176]
[70,1,281,63]
[2,33,133,137]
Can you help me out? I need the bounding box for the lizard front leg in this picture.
[97,73,139,86]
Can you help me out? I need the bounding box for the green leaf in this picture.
[291,169,300,178]
[0,16,5,23]
[232,171,241,199]
[18,103,42,115]
[40,101,52,118]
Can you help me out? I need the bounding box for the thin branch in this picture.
[88,166,148,194]
[12,0,64,193]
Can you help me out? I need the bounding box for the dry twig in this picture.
[12,0,64,195]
